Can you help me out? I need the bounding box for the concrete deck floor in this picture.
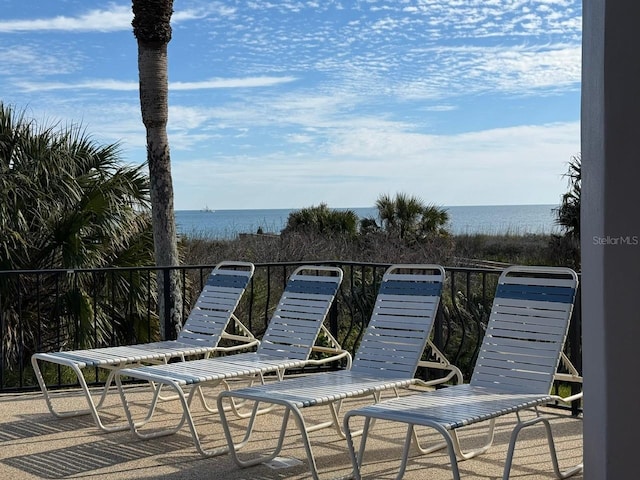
[0,382,583,480]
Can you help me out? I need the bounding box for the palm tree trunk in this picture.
[133,0,182,339]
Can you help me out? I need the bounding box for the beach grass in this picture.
[180,230,575,269]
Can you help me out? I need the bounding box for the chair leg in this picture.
[303,399,345,436]
[411,419,496,460]
[342,413,373,480]
[214,376,280,418]
[307,392,381,439]
[31,356,131,432]
[219,398,291,465]
[289,404,325,480]
[218,396,332,480]
[451,419,496,460]
[116,375,185,436]
[343,414,462,480]
[115,375,228,457]
[503,415,583,480]
[396,424,416,480]
[179,382,230,457]
[398,423,462,480]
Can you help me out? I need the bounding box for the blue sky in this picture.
[0,0,582,210]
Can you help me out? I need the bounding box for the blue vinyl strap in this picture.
[206,273,251,289]
[496,284,575,303]
[379,280,442,296]
[285,279,340,296]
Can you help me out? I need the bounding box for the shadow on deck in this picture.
[0,383,583,480]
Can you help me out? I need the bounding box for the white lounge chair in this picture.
[114,265,348,457]
[343,265,582,480]
[217,264,457,480]
[31,260,257,432]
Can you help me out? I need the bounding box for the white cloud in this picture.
[171,121,580,210]
[0,3,223,33]
[15,79,137,92]
[0,45,79,76]
[0,5,133,33]
[14,76,297,93]
[170,76,298,90]
[387,44,582,100]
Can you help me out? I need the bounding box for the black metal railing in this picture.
[0,261,582,413]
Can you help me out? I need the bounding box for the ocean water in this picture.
[176,204,560,239]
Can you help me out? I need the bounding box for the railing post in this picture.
[0,283,4,390]
[329,297,339,342]
[433,303,444,353]
[569,283,582,416]
[434,268,450,353]
[163,267,173,341]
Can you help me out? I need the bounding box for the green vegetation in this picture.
[182,229,561,269]
[555,154,581,241]
[0,103,157,365]
[182,192,570,269]
[280,193,449,242]
[281,203,358,236]
[362,192,449,240]
[549,154,581,270]
[0,103,153,271]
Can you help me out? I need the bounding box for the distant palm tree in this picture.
[419,205,450,236]
[282,203,358,236]
[0,102,155,364]
[375,193,400,233]
[374,192,449,241]
[556,154,581,240]
[132,0,182,339]
[550,154,581,269]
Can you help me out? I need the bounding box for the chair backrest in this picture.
[470,265,578,394]
[177,261,255,347]
[256,265,343,359]
[350,264,445,378]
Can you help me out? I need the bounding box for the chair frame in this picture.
[31,260,257,432]
[343,265,583,480]
[217,264,457,480]
[114,265,349,457]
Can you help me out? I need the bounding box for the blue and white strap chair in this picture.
[216,264,454,480]
[114,265,348,457]
[31,261,256,432]
[343,265,582,480]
